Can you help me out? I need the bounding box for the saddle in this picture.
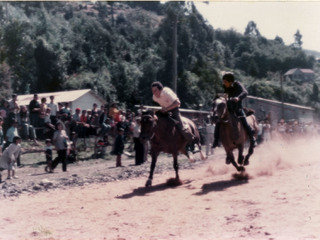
[155,110,179,125]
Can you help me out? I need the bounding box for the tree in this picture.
[310,82,319,102]
[293,30,303,49]
[244,21,260,37]
[274,36,284,45]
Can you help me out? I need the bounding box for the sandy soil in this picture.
[0,137,319,240]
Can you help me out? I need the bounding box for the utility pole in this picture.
[280,73,284,119]
[172,13,178,93]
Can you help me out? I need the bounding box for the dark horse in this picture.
[140,110,205,187]
[212,97,259,172]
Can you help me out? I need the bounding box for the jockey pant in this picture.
[213,108,255,146]
[169,108,194,142]
[236,109,255,138]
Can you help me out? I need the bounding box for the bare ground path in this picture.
[0,137,319,240]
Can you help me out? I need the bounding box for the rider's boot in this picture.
[239,117,256,147]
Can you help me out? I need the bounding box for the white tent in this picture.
[16,89,107,114]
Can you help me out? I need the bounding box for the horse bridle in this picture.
[142,114,156,140]
[214,97,229,123]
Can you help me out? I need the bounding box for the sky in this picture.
[194,1,320,52]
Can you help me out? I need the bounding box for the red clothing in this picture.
[80,115,87,123]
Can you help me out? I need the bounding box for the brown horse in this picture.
[212,97,259,172]
[140,109,205,187]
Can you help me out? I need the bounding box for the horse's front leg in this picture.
[244,142,255,166]
[226,150,245,172]
[145,151,159,187]
[173,154,179,180]
[237,145,244,165]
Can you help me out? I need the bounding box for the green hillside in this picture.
[0,1,319,115]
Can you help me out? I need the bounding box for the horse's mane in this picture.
[155,110,169,118]
[142,109,154,117]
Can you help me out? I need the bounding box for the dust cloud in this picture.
[205,135,320,178]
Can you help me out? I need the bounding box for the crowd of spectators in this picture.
[0,93,147,169]
[1,93,319,170]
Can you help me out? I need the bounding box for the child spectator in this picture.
[51,122,69,172]
[113,128,125,167]
[44,139,53,173]
[0,136,22,180]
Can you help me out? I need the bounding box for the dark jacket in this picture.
[224,80,248,112]
[113,134,124,155]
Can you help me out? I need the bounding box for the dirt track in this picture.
[0,137,319,240]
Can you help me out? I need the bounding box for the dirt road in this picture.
[0,137,319,240]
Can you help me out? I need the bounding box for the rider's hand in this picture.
[232,97,239,102]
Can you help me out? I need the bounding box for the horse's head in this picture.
[212,97,228,122]
[140,109,156,142]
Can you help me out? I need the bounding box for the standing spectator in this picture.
[113,128,125,167]
[0,99,9,136]
[8,94,20,121]
[257,120,264,145]
[18,105,38,143]
[277,119,286,138]
[59,102,71,121]
[47,95,58,125]
[70,107,81,135]
[116,114,126,132]
[38,97,48,139]
[99,107,111,136]
[263,120,272,142]
[29,94,40,128]
[205,116,215,158]
[133,117,144,165]
[0,117,4,151]
[44,139,53,173]
[0,99,9,119]
[58,102,71,136]
[4,119,20,151]
[51,122,69,172]
[89,103,100,134]
[43,108,55,139]
[0,136,22,180]
[109,103,120,122]
[78,109,89,137]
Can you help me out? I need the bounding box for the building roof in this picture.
[16,89,106,106]
[247,96,314,111]
[284,68,315,76]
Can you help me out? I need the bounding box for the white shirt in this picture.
[4,143,21,162]
[133,122,141,138]
[47,102,58,116]
[152,87,179,108]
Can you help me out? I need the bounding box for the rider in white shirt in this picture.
[151,81,194,142]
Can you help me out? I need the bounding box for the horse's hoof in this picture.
[237,166,245,172]
[145,179,152,187]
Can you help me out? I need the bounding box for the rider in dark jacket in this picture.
[212,72,256,148]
